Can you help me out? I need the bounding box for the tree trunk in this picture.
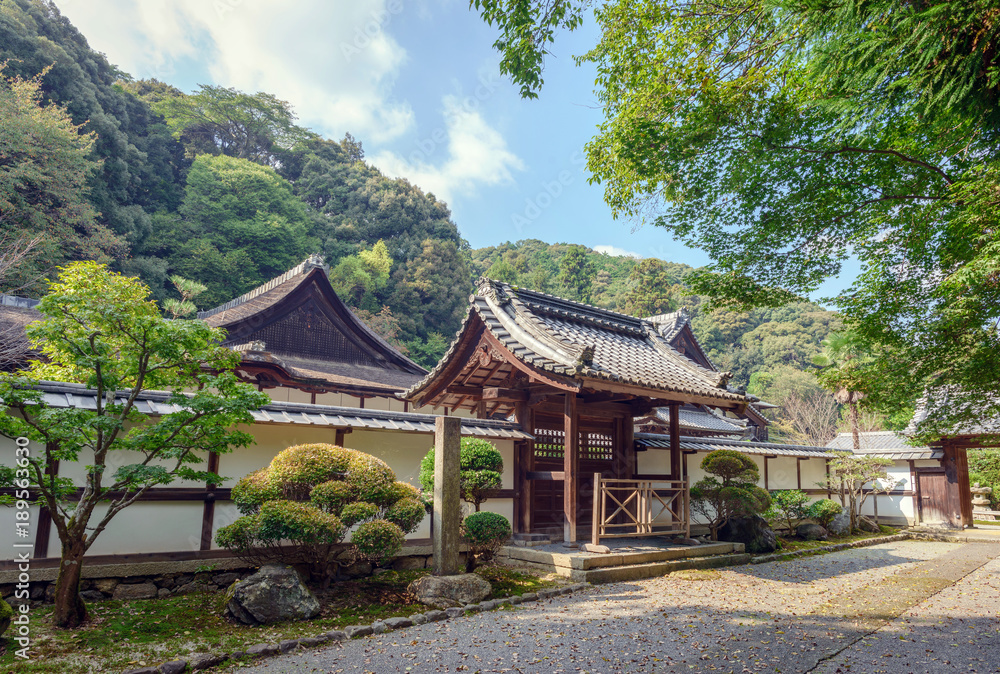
[52,539,88,629]
[849,398,861,451]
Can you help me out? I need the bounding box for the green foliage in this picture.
[765,490,812,533]
[0,596,12,635]
[153,84,312,167]
[462,511,512,570]
[806,499,844,529]
[162,275,207,319]
[557,244,597,303]
[969,450,1000,509]
[618,259,681,317]
[0,65,109,284]
[351,519,405,566]
[819,452,897,533]
[218,443,423,584]
[329,240,392,311]
[420,438,504,511]
[0,262,268,627]
[691,450,771,540]
[474,0,1000,433]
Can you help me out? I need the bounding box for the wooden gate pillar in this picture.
[564,393,579,544]
[668,403,681,480]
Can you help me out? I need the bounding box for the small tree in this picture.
[765,490,812,534]
[163,275,207,319]
[216,443,424,587]
[0,262,269,628]
[420,437,503,512]
[818,452,899,532]
[462,511,511,571]
[690,450,771,540]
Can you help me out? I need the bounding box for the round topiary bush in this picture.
[420,438,504,511]
[217,443,424,585]
[352,519,405,566]
[462,511,512,571]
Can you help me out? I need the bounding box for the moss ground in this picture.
[0,565,556,673]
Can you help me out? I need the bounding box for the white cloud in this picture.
[56,0,414,142]
[594,245,642,258]
[369,94,524,205]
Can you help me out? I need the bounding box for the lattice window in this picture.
[581,431,614,461]
[533,428,565,459]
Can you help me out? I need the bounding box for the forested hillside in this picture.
[0,0,886,444]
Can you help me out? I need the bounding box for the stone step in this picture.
[499,541,743,571]
[507,552,753,583]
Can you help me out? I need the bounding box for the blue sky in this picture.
[55,0,857,304]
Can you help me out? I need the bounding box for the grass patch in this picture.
[973,520,1000,527]
[0,565,556,673]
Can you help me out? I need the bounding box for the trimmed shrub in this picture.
[0,597,12,637]
[420,438,504,511]
[462,511,512,571]
[765,490,812,533]
[217,443,424,585]
[807,498,843,529]
[352,520,405,566]
[691,450,771,541]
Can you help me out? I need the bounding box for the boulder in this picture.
[827,512,851,536]
[158,661,187,674]
[796,523,828,541]
[223,565,320,626]
[408,573,492,609]
[80,590,105,603]
[93,578,119,594]
[718,516,778,553]
[113,583,158,601]
[858,515,880,533]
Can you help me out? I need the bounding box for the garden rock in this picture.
[345,625,373,638]
[93,578,119,594]
[212,572,239,586]
[424,610,447,621]
[278,639,299,653]
[326,630,348,641]
[223,565,320,625]
[410,613,428,625]
[858,515,880,533]
[384,617,413,629]
[445,607,464,618]
[247,643,279,657]
[408,573,491,609]
[796,523,828,541]
[719,515,778,553]
[828,512,851,536]
[124,668,159,674]
[113,583,158,601]
[80,590,104,602]
[371,621,388,634]
[189,653,226,670]
[579,543,611,553]
[159,660,187,674]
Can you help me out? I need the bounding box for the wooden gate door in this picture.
[530,425,616,537]
[917,470,949,523]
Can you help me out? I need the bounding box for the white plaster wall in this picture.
[767,457,799,490]
[0,503,41,551]
[56,446,209,488]
[799,457,829,493]
[636,448,672,476]
[84,502,206,555]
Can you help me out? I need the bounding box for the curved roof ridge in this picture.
[198,254,327,319]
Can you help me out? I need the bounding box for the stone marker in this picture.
[434,416,462,576]
[579,543,611,554]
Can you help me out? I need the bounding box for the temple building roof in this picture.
[636,405,747,437]
[198,255,426,396]
[827,431,941,460]
[404,278,746,415]
[635,433,833,458]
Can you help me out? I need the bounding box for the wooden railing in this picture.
[591,473,689,545]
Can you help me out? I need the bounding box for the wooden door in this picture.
[917,470,949,523]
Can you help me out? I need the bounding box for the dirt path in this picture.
[233,539,1000,673]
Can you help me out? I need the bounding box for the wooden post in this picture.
[668,403,681,480]
[33,455,58,558]
[942,442,964,527]
[591,472,601,546]
[200,452,220,551]
[796,458,803,490]
[956,445,974,527]
[433,416,461,575]
[515,401,534,534]
[564,393,579,544]
[623,414,636,480]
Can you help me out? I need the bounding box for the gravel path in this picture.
[233,540,999,674]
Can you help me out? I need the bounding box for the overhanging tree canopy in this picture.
[473,0,1000,435]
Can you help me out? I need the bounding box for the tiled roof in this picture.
[826,431,942,460]
[645,308,717,371]
[644,406,746,435]
[906,390,1000,438]
[12,381,530,440]
[405,279,744,406]
[198,255,327,321]
[635,433,833,458]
